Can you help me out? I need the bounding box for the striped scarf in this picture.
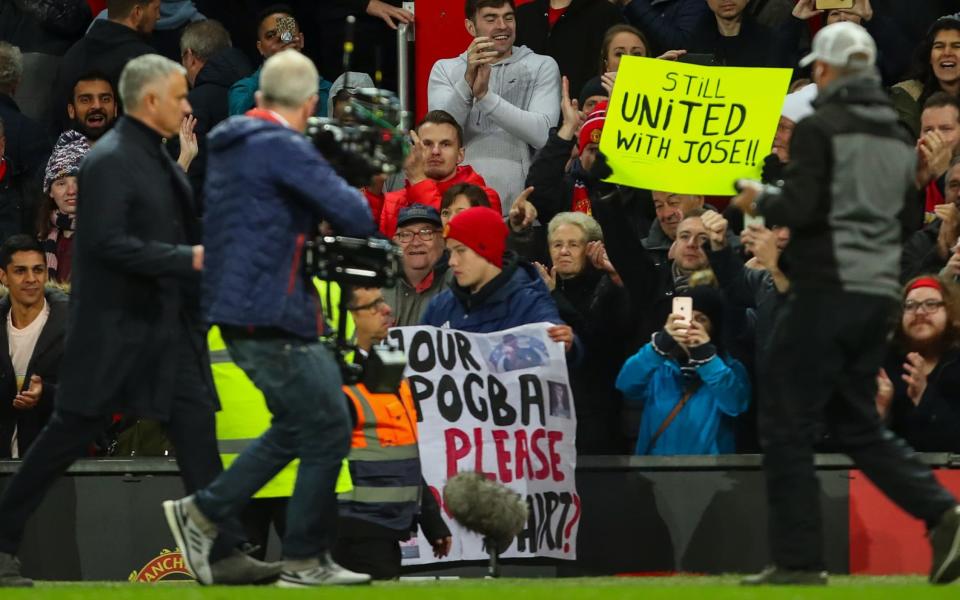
[672,261,692,293]
[42,211,76,281]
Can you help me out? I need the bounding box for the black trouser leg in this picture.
[165,401,222,495]
[760,293,837,570]
[761,442,823,569]
[164,401,242,562]
[270,497,287,541]
[332,525,401,580]
[826,324,956,527]
[0,411,107,554]
[238,497,289,560]
[761,292,957,570]
[164,325,241,562]
[845,430,955,527]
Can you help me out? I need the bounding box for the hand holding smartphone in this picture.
[673,296,693,329]
[743,214,766,230]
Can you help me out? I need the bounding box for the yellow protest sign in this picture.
[598,56,792,195]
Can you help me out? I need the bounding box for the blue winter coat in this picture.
[616,341,750,455]
[422,259,564,332]
[202,115,376,339]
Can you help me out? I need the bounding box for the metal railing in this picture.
[397,22,412,131]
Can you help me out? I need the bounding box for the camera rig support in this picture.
[302,16,411,392]
[303,236,407,393]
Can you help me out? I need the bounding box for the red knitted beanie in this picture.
[443,207,508,268]
[578,100,607,155]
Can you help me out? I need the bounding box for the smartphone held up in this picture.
[673,296,693,331]
[815,0,854,9]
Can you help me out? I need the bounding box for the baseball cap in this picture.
[799,21,876,69]
[397,204,442,228]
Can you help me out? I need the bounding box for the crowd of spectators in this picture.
[2,0,960,463]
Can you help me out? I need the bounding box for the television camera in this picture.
[302,17,411,392]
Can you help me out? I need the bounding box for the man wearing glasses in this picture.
[383,205,452,327]
[334,286,452,579]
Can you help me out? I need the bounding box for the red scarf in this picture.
[572,180,591,215]
[414,270,435,293]
[925,179,945,214]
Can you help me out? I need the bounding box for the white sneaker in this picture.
[162,496,218,585]
[276,555,371,587]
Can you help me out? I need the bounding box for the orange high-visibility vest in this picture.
[338,382,423,530]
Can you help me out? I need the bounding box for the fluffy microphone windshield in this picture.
[443,472,529,553]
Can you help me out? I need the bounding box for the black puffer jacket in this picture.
[552,266,635,454]
[707,245,784,368]
[0,157,35,242]
[525,128,653,237]
[0,94,51,180]
[591,186,676,345]
[901,219,948,284]
[0,0,90,54]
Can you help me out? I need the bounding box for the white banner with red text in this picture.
[388,323,580,564]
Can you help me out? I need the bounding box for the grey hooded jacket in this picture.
[754,72,916,300]
[428,45,560,214]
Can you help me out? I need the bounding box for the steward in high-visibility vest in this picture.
[330,285,451,580]
[334,378,450,580]
[338,382,422,521]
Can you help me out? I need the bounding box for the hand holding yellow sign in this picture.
[598,56,792,195]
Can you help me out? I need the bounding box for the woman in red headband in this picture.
[877,276,960,452]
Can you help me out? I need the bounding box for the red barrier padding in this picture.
[849,469,960,574]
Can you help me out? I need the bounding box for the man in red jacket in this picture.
[366,109,501,238]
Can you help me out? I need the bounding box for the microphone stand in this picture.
[484,536,501,578]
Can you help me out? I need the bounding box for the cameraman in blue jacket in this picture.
[163,49,377,589]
